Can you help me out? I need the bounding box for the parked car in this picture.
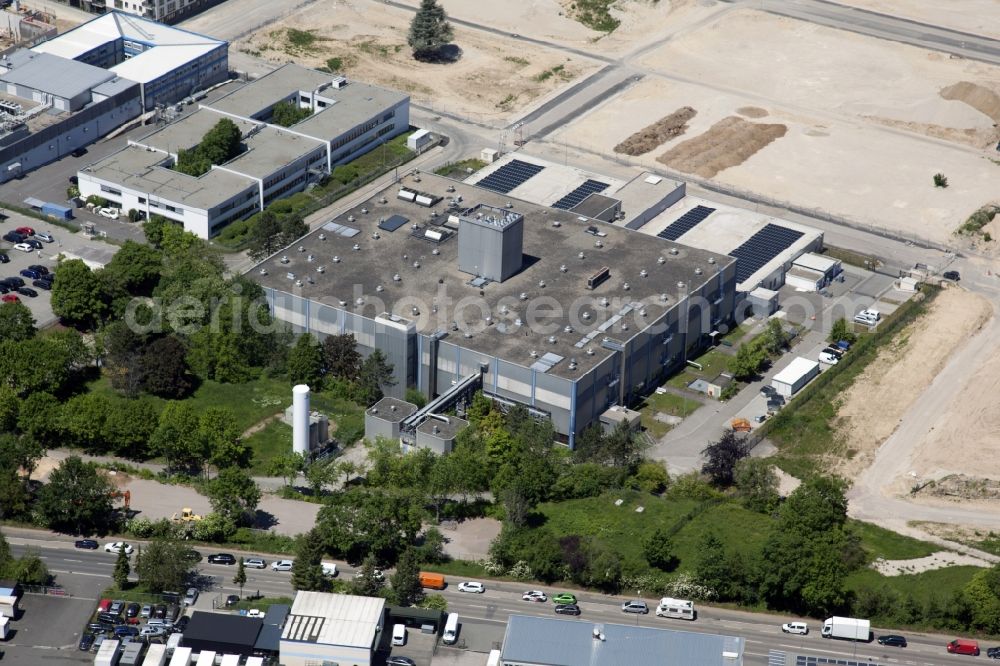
[27,264,48,274]
[15,226,35,237]
[183,549,202,563]
[33,232,54,243]
[782,622,809,635]
[71,147,88,158]
[174,616,189,632]
[32,279,51,290]
[108,600,125,615]
[97,207,120,219]
[0,253,8,263]
[139,604,152,619]
[552,593,577,605]
[78,633,95,651]
[986,646,1000,659]
[522,591,547,602]
[113,626,139,638]
[1,277,24,288]
[554,603,581,616]
[2,231,24,243]
[271,560,293,571]
[139,626,167,639]
[125,603,140,619]
[621,600,649,614]
[17,286,37,298]
[12,242,33,252]
[22,238,42,249]
[943,270,961,281]
[152,604,167,619]
[0,293,19,303]
[224,595,240,607]
[97,599,112,613]
[97,612,125,625]
[760,385,776,397]
[878,635,908,648]
[458,581,485,593]
[244,558,266,569]
[87,621,112,635]
[75,539,99,549]
[183,588,198,607]
[386,658,416,666]
[207,553,236,565]
[818,351,839,365]
[104,542,133,555]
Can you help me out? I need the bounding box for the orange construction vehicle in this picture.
[418,572,446,590]
[730,418,752,433]
[109,490,131,510]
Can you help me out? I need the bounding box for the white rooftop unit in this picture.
[792,252,840,275]
[771,357,820,398]
[194,651,215,666]
[142,644,167,666]
[168,646,192,666]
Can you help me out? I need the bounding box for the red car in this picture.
[14,226,34,236]
[1,294,19,303]
[97,598,112,613]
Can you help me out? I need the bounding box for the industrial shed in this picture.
[182,612,263,657]
[771,357,820,398]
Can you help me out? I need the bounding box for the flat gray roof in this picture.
[82,145,254,210]
[500,615,744,666]
[366,397,417,423]
[211,64,408,141]
[0,50,113,100]
[251,172,734,379]
[136,108,259,154]
[571,193,620,218]
[416,415,468,439]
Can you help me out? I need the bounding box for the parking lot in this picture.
[2,594,95,665]
[0,216,120,328]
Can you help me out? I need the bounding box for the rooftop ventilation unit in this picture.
[259,268,267,275]
[393,274,401,282]
[670,247,679,255]
[538,280,546,288]
[280,256,289,264]
[330,75,348,88]
[708,257,716,264]
[640,269,648,278]
[560,264,568,273]
[316,266,325,273]
[695,267,703,275]
[595,240,604,248]
[658,256,666,264]
[298,246,305,252]
[622,282,630,291]
[318,233,326,241]
[333,256,341,263]
[547,336,557,344]
[352,244,360,251]
[587,267,610,290]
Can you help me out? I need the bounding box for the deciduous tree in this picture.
[36,456,115,534]
[136,539,193,592]
[292,528,329,592]
[0,301,35,341]
[206,467,261,526]
[643,527,678,571]
[357,350,396,406]
[234,557,247,598]
[351,553,386,597]
[288,332,324,388]
[701,431,750,487]
[51,259,109,329]
[150,402,205,472]
[322,333,361,381]
[734,457,780,513]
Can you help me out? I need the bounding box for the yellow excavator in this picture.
[170,508,203,523]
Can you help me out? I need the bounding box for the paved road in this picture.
[3,530,989,666]
[736,0,1000,66]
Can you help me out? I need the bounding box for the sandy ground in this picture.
[233,0,602,123]
[440,517,501,562]
[553,9,1000,244]
[871,550,990,576]
[836,0,1000,40]
[391,0,715,57]
[833,288,991,478]
[657,115,787,178]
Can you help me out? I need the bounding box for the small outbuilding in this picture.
[181,612,263,657]
[599,405,642,433]
[364,397,417,442]
[406,129,432,152]
[414,415,468,454]
[746,287,779,317]
[771,357,820,398]
[792,252,842,284]
[784,266,825,292]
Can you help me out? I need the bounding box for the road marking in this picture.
[64,559,82,563]
[49,569,109,578]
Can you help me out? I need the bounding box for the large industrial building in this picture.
[0,49,140,182]
[279,592,385,666]
[252,171,737,447]
[33,12,228,110]
[77,64,410,238]
[0,12,227,182]
[469,153,824,297]
[499,614,744,666]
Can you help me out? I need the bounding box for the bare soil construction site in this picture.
[233,0,601,122]
[553,8,1000,245]
[833,288,992,481]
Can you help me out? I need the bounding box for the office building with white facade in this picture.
[77,64,409,238]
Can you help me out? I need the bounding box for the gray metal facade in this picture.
[266,253,736,447]
[457,207,524,283]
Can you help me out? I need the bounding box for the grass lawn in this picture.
[844,566,978,606]
[245,420,293,474]
[671,501,775,568]
[349,133,413,174]
[636,391,702,439]
[434,158,487,179]
[86,375,290,433]
[849,520,939,561]
[98,585,175,605]
[718,321,754,346]
[230,596,295,613]
[666,348,732,391]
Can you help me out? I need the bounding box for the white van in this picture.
[818,351,839,365]
[782,621,809,635]
[655,597,695,620]
[321,562,337,577]
[442,612,459,645]
[392,623,406,646]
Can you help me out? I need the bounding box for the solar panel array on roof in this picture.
[476,159,545,194]
[793,654,871,666]
[656,205,716,241]
[378,215,409,232]
[728,223,804,283]
[551,179,609,210]
[529,352,564,373]
[322,222,360,237]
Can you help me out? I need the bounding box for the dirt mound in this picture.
[737,106,768,118]
[915,474,1000,501]
[833,289,992,478]
[657,116,786,178]
[613,106,697,155]
[940,81,1000,123]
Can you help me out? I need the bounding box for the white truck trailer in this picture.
[821,616,870,641]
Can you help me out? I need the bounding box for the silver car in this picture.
[244,558,266,569]
[183,587,198,606]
